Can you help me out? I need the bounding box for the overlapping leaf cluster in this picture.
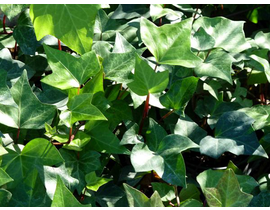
[0,4,270,207]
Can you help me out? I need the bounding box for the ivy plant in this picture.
[0,4,270,207]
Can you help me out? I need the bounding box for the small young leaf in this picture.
[85,172,112,192]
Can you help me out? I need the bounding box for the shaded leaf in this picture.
[51,176,91,207]
[200,111,267,159]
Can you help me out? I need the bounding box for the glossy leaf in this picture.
[30,4,101,55]
[42,45,101,90]
[193,16,251,53]
[191,27,215,51]
[85,171,112,192]
[141,17,202,67]
[1,138,63,189]
[194,50,234,84]
[120,122,143,145]
[0,168,13,186]
[203,169,253,207]
[60,93,106,127]
[200,111,268,159]
[0,70,56,129]
[131,134,198,187]
[254,31,270,50]
[0,4,29,20]
[123,183,164,207]
[160,76,199,113]
[128,54,169,96]
[151,182,175,202]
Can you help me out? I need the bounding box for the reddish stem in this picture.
[16,128,20,144]
[158,109,175,123]
[80,188,87,202]
[1,15,13,34]
[159,17,162,26]
[58,39,62,51]
[77,87,80,95]
[260,84,266,104]
[138,93,150,136]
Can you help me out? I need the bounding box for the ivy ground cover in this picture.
[0,4,270,207]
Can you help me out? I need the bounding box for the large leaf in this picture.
[123,183,164,207]
[13,9,41,55]
[30,4,101,55]
[200,111,268,159]
[59,148,101,193]
[42,45,101,90]
[203,169,253,207]
[0,189,12,207]
[160,76,199,113]
[194,50,234,84]
[140,17,202,67]
[86,121,130,155]
[0,48,35,84]
[1,138,64,189]
[193,16,250,53]
[0,70,56,129]
[131,134,198,187]
[249,191,270,207]
[127,54,169,96]
[8,169,50,207]
[51,176,91,207]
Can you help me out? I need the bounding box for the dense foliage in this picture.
[0,4,270,207]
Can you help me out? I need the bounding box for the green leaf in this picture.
[197,169,258,195]
[131,134,198,187]
[160,76,198,113]
[128,54,169,96]
[59,148,101,193]
[238,105,270,130]
[0,48,35,83]
[123,183,164,207]
[0,4,29,20]
[180,183,201,202]
[150,4,183,22]
[194,50,234,84]
[200,111,268,159]
[85,171,112,192]
[180,199,203,207]
[51,176,91,207]
[146,118,167,151]
[193,16,250,53]
[249,191,270,207]
[111,4,150,20]
[151,182,175,202]
[42,45,101,90]
[141,17,202,67]
[0,189,12,207]
[203,169,253,207]
[30,4,101,55]
[0,168,13,186]
[254,31,270,50]
[0,70,56,129]
[60,93,106,127]
[173,115,207,145]
[120,122,144,145]
[191,27,215,51]
[86,121,130,155]
[61,131,91,151]
[13,9,41,55]
[113,32,136,53]
[1,138,63,189]
[8,169,50,207]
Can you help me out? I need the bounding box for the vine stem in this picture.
[58,39,62,51]
[138,92,150,137]
[158,109,174,123]
[15,128,20,144]
[80,187,87,202]
[1,15,13,34]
